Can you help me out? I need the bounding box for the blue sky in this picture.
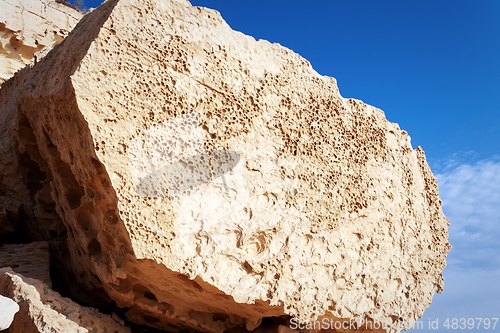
[79,0,500,330]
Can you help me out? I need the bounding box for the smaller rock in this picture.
[0,268,131,333]
[0,294,19,331]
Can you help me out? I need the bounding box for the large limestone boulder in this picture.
[0,0,450,331]
[0,0,83,86]
[0,267,131,333]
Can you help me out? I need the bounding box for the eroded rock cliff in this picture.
[0,0,450,332]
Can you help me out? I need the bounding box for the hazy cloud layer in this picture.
[420,268,500,332]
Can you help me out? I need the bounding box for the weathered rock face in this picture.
[0,0,83,86]
[0,0,451,332]
[0,268,131,333]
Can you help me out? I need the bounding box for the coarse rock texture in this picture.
[0,0,451,332]
[0,0,83,86]
[0,241,52,287]
[0,267,132,333]
[0,293,19,331]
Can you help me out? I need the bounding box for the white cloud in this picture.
[418,157,500,332]
[436,157,500,270]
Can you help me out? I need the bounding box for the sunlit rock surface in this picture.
[0,0,83,85]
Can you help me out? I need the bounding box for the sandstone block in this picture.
[0,0,450,332]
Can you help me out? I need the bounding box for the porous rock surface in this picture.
[0,0,83,85]
[0,0,451,332]
[0,267,131,333]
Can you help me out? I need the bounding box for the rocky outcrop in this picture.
[0,241,51,286]
[0,267,131,333]
[0,0,450,332]
[0,0,83,86]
